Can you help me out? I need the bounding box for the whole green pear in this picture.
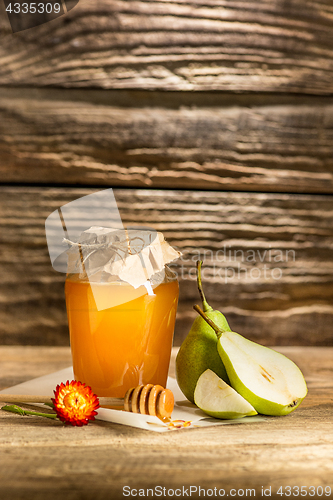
[175,261,231,403]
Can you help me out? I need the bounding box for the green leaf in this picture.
[43,402,55,409]
[2,405,26,415]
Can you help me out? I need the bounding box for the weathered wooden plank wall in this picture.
[1,88,333,193]
[0,0,332,346]
[1,0,333,94]
[1,186,332,345]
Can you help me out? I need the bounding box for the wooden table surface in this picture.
[0,346,332,500]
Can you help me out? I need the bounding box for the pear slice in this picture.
[194,369,257,419]
[194,305,308,416]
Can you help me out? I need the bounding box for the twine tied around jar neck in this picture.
[63,226,181,290]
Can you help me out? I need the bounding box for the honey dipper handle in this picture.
[0,394,53,404]
[98,397,124,406]
[0,394,124,407]
[0,390,174,417]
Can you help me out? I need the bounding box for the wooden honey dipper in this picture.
[0,384,175,420]
[123,384,174,419]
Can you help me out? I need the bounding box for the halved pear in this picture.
[194,369,257,419]
[194,305,308,416]
[217,332,308,416]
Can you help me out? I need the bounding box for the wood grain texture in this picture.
[1,88,333,194]
[1,0,333,93]
[1,186,332,346]
[0,346,332,500]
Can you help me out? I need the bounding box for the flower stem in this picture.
[1,405,58,419]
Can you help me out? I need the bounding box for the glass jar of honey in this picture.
[65,231,180,398]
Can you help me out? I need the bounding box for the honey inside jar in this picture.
[65,274,179,397]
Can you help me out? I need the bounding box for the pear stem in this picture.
[196,260,211,312]
[193,305,225,339]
